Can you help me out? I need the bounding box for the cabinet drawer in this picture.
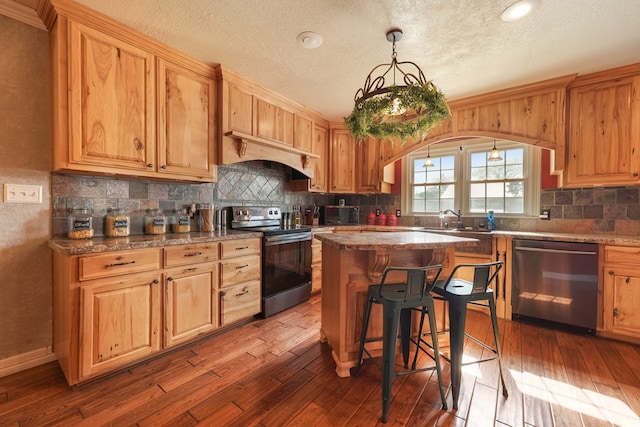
[220,255,261,288]
[220,279,261,325]
[79,249,162,281]
[220,238,261,259]
[164,243,219,267]
[605,246,640,265]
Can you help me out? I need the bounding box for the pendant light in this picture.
[344,28,450,142]
[423,145,434,167]
[488,139,503,162]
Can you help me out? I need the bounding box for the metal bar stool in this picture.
[429,261,508,409]
[354,265,448,423]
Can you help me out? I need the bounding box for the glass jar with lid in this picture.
[171,208,191,233]
[198,203,214,232]
[104,208,130,237]
[67,207,94,239]
[144,208,166,235]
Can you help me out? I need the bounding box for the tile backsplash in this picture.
[52,162,640,237]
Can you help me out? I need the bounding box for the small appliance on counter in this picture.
[322,205,360,225]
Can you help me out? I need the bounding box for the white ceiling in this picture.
[26,1,640,121]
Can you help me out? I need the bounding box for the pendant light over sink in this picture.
[488,139,503,162]
[344,28,450,142]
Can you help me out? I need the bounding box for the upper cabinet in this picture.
[217,66,320,177]
[50,6,217,182]
[565,65,640,187]
[157,59,216,180]
[355,136,395,194]
[329,128,355,193]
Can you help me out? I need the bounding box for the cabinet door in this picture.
[226,83,253,134]
[80,273,161,379]
[256,98,294,145]
[309,123,329,192]
[294,115,313,152]
[567,76,640,186]
[157,58,216,181]
[355,136,380,193]
[330,129,355,193]
[68,21,155,172]
[604,268,640,338]
[164,263,218,347]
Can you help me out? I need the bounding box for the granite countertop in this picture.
[48,230,262,256]
[314,231,478,251]
[313,225,640,247]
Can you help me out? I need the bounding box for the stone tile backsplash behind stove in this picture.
[51,161,334,237]
[52,161,640,237]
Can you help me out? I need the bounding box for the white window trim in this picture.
[402,139,541,218]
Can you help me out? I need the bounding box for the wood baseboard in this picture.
[0,346,57,378]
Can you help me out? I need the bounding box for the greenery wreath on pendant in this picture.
[344,81,450,142]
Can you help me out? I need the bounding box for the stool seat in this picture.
[354,265,447,423]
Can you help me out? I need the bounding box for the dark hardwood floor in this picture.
[2,294,640,426]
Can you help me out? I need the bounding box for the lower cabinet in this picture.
[602,246,640,341]
[53,237,261,385]
[164,263,219,347]
[80,272,161,379]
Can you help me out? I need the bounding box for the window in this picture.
[404,140,540,217]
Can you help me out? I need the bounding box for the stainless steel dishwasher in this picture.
[512,239,598,333]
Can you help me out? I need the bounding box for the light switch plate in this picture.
[4,184,43,203]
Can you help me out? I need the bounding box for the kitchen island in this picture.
[314,231,478,377]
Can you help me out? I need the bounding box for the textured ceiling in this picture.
[40,1,640,120]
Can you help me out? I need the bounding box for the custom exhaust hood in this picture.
[217,65,320,178]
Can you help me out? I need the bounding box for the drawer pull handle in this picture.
[184,268,197,273]
[184,252,203,257]
[107,260,136,267]
[236,264,249,269]
[236,246,249,250]
[235,288,249,297]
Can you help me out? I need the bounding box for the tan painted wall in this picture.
[0,15,53,363]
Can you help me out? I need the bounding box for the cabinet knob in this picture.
[167,276,174,282]
[147,163,153,168]
[152,279,159,284]
[161,165,167,169]
[608,270,614,275]
[634,172,639,177]
[626,276,631,284]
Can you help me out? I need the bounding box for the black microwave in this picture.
[322,206,359,225]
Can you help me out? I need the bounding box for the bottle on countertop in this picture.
[486,210,496,231]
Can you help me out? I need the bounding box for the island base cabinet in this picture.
[320,244,450,377]
[164,263,218,348]
[79,273,161,379]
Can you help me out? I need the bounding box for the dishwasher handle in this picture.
[513,246,597,256]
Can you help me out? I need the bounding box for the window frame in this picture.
[402,139,541,218]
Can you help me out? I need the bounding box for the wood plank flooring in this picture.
[1,294,640,426]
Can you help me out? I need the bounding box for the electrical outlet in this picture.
[539,209,551,220]
[4,184,42,203]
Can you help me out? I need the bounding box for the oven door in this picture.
[261,232,312,317]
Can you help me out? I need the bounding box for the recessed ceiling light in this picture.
[296,31,323,49]
[501,0,540,22]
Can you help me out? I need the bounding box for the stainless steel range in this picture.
[231,206,312,317]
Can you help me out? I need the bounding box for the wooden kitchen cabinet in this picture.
[354,136,395,194]
[602,246,640,342]
[157,58,216,181]
[256,98,295,146]
[52,12,217,182]
[329,128,355,193]
[219,238,262,325]
[565,67,640,187]
[80,272,161,379]
[291,122,329,193]
[52,237,261,385]
[66,20,156,174]
[164,263,218,347]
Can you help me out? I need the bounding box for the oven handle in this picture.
[264,232,311,246]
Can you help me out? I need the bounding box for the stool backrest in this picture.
[445,261,503,294]
[378,265,443,302]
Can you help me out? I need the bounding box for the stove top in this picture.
[236,225,311,235]
[230,206,309,235]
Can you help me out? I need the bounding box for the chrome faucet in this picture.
[442,209,464,230]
